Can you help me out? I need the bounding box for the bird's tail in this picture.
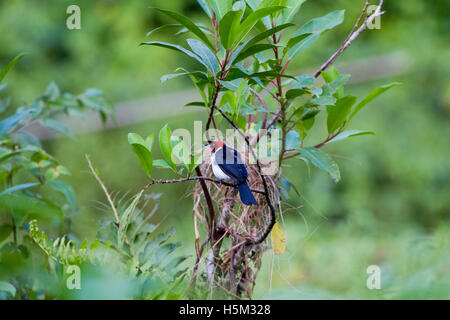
[238,183,257,205]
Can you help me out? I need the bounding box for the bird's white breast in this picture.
[211,151,230,180]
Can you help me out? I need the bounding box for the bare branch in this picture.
[187,234,210,297]
[195,166,217,244]
[249,88,269,130]
[205,86,220,133]
[253,1,384,147]
[142,175,265,194]
[85,154,120,224]
[312,0,385,78]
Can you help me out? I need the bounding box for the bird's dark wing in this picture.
[215,146,248,183]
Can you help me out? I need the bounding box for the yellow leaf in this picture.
[271,221,286,255]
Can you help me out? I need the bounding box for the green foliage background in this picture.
[1,0,449,298]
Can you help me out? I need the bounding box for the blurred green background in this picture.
[1,0,449,299]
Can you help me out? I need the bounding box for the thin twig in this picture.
[253,0,384,146]
[142,175,265,194]
[249,88,269,130]
[85,154,120,224]
[312,0,385,78]
[205,86,220,134]
[283,129,343,160]
[187,234,210,297]
[205,51,230,134]
[345,1,370,44]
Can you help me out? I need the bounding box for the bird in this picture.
[208,141,257,205]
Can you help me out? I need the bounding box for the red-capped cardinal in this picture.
[209,141,257,206]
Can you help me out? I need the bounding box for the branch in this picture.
[282,130,343,160]
[205,51,230,134]
[312,0,384,78]
[253,0,384,146]
[85,154,120,224]
[251,105,283,146]
[195,166,217,243]
[249,88,269,130]
[187,234,210,298]
[205,86,220,133]
[142,175,265,194]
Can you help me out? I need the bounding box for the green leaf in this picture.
[0,53,26,83]
[177,23,212,37]
[234,23,294,57]
[219,10,243,49]
[294,10,345,36]
[297,115,316,140]
[160,70,207,83]
[209,0,232,20]
[291,74,316,89]
[284,33,312,54]
[0,183,40,197]
[188,151,202,174]
[40,118,75,139]
[232,1,247,13]
[186,39,219,75]
[118,190,143,250]
[281,0,306,24]
[0,109,33,137]
[244,0,275,29]
[297,147,340,182]
[0,281,16,297]
[128,132,154,150]
[235,6,285,46]
[44,168,59,181]
[285,130,300,150]
[327,95,357,133]
[171,136,191,170]
[197,0,213,18]
[287,10,345,59]
[141,41,215,75]
[151,8,214,50]
[47,180,77,210]
[78,91,113,124]
[233,43,276,64]
[159,124,175,169]
[326,130,375,145]
[286,32,321,60]
[349,82,400,121]
[153,159,175,170]
[146,24,184,37]
[0,147,36,163]
[231,23,293,64]
[0,224,12,243]
[0,97,11,113]
[0,193,63,225]
[220,79,245,91]
[286,74,316,100]
[321,66,340,83]
[128,133,153,178]
[310,95,336,106]
[44,81,61,101]
[15,131,42,148]
[322,74,351,98]
[184,101,206,108]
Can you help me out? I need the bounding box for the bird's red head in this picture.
[210,141,225,152]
